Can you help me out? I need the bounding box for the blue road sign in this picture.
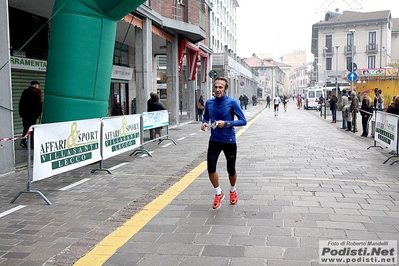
[347,71,358,82]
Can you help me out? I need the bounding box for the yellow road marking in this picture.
[74,161,207,266]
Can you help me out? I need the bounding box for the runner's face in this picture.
[213,80,227,98]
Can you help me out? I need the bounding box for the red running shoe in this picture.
[230,190,238,205]
[212,193,225,209]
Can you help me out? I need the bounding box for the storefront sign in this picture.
[111,65,133,80]
[157,83,167,89]
[10,56,47,72]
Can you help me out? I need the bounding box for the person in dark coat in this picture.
[329,94,338,123]
[18,80,42,148]
[197,95,205,121]
[386,95,399,115]
[151,93,166,139]
[266,95,271,108]
[360,94,374,137]
[386,95,399,154]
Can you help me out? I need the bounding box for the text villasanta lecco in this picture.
[104,120,140,152]
[40,123,100,170]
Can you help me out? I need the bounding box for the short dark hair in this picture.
[214,77,229,89]
[30,80,40,86]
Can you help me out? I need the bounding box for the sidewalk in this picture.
[1,101,398,266]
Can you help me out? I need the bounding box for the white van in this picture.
[304,87,324,109]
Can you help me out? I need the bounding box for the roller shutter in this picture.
[11,69,46,137]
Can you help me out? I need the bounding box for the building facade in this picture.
[311,9,398,95]
[0,0,259,174]
[243,54,287,99]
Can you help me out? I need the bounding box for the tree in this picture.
[388,60,399,68]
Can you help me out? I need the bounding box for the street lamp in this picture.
[270,61,274,96]
[335,44,340,96]
[349,29,356,92]
[315,56,318,87]
[323,47,328,87]
[322,47,328,119]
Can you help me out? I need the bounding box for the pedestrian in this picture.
[200,77,247,209]
[360,93,374,137]
[377,89,385,110]
[340,89,349,129]
[318,94,325,112]
[386,95,399,114]
[18,80,43,148]
[151,93,167,138]
[283,94,288,111]
[197,95,205,121]
[266,95,271,108]
[147,92,156,139]
[297,94,301,109]
[329,94,338,123]
[343,96,353,131]
[386,96,399,155]
[373,88,379,110]
[239,94,244,109]
[243,94,249,110]
[273,93,281,116]
[350,91,359,133]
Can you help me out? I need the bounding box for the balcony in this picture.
[366,43,378,54]
[344,45,356,56]
[323,49,334,56]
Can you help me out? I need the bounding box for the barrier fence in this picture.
[130,110,176,157]
[8,111,176,205]
[367,111,399,165]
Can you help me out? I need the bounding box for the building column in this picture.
[0,0,14,174]
[135,17,153,114]
[166,36,179,125]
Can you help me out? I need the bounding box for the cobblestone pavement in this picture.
[1,101,398,266]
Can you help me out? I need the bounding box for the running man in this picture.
[283,94,288,111]
[201,77,247,209]
[273,93,281,116]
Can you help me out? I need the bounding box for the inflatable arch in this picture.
[42,0,146,123]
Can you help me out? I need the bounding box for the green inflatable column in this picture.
[42,0,145,123]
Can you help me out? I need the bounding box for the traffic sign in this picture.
[347,71,358,82]
[209,70,217,79]
[347,62,357,71]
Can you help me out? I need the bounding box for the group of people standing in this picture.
[328,88,393,138]
[238,94,249,110]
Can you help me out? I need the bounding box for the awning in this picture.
[178,39,208,82]
[122,14,173,42]
[200,53,208,83]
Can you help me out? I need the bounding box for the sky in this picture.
[236,0,398,61]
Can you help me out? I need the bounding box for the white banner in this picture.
[101,115,141,160]
[142,110,169,130]
[374,111,399,151]
[33,119,102,182]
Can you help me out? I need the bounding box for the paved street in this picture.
[1,101,398,266]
